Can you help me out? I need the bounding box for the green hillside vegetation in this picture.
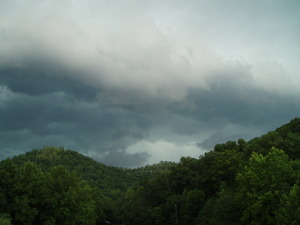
[1,118,300,224]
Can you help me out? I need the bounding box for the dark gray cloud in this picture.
[171,81,300,149]
[0,65,154,166]
[0,0,300,167]
[1,61,300,166]
[0,64,97,99]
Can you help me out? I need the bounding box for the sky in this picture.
[0,0,300,167]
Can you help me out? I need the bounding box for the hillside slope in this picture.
[1,118,300,225]
[10,146,175,194]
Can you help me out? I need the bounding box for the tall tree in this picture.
[237,147,295,225]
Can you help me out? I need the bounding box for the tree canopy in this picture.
[1,118,300,224]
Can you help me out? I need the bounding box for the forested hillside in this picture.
[0,147,175,224]
[10,147,174,193]
[1,118,300,224]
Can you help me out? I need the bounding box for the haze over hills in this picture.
[1,118,300,224]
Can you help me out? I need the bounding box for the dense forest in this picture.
[1,118,300,224]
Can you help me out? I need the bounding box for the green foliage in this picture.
[213,188,242,225]
[276,183,300,225]
[120,186,151,225]
[196,149,243,195]
[194,197,218,225]
[180,189,205,225]
[214,140,239,152]
[244,118,300,159]
[39,166,98,225]
[0,214,12,225]
[0,160,100,224]
[1,118,300,224]
[12,146,135,191]
[194,188,242,225]
[237,147,295,225]
[117,118,300,225]
[2,146,177,225]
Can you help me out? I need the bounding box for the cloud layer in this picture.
[1,0,300,167]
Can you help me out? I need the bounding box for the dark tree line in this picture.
[0,147,175,224]
[118,118,300,225]
[1,118,300,224]
[0,161,104,224]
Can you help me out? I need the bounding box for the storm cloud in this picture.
[0,0,300,167]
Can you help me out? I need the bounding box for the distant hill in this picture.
[1,146,176,224]
[10,146,176,195]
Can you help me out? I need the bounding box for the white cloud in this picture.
[0,14,220,104]
[4,0,300,106]
[126,139,205,165]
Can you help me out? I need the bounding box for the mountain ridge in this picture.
[1,117,300,225]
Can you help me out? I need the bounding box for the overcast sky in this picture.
[1,0,300,167]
